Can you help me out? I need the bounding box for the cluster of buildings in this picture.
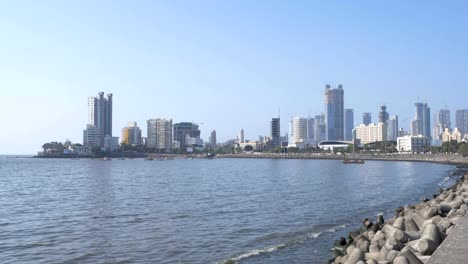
[79,92,218,154]
[42,89,468,156]
[238,85,468,153]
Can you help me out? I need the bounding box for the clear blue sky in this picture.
[1,0,468,154]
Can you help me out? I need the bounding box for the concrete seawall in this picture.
[217,153,468,165]
[329,172,468,264]
[426,213,468,264]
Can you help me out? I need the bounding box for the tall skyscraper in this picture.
[379,105,389,123]
[291,117,307,146]
[121,122,142,145]
[147,118,173,150]
[84,92,113,147]
[173,122,201,148]
[307,117,315,144]
[363,112,372,126]
[210,130,217,149]
[271,118,280,147]
[411,103,430,137]
[387,115,399,141]
[324,84,344,140]
[433,109,451,140]
[314,113,326,143]
[239,129,245,143]
[344,109,354,141]
[456,110,468,136]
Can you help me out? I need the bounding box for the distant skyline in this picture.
[1,1,468,154]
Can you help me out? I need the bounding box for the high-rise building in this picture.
[456,110,468,136]
[387,116,399,141]
[84,92,113,147]
[324,84,344,140]
[344,109,354,141]
[271,118,280,147]
[363,112,372,126]
[411,103,430,137]
[239,129,245,143]
[173,122,201,148]
[307,117,315,144]
[314,113,326,143]
[353,123,388,145]
[379,105,389,123]
[147,118,173,150]
[290,117,307,147]
[121,122,142,145]
[210,130,217,149]
[433,109,451,140]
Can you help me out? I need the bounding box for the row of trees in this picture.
[116,140,468,156]
[431,141,468,155]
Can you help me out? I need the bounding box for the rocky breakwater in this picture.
[330,173,468,264]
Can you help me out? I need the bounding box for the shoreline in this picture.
[329,168,468,264]
[216,153,468,166]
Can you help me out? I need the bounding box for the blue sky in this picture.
[1,1,468,154]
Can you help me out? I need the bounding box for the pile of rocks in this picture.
[330,173,468,264]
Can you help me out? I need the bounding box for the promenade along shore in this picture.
[217,153,468,165]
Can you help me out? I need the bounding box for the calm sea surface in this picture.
[0,157,455,264]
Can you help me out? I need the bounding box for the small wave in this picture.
[220,224,347,264]
[221,244,286,264]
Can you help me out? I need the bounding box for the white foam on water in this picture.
[220,224,348,264]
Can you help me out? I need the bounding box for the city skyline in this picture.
[1,1,468,154]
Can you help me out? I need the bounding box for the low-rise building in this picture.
[397,135,431,153]
[239,141,263,152]
[104,136,119,151]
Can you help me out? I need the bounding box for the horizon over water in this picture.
[0,158,455,264]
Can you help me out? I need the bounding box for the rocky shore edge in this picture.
[329,170,468,264]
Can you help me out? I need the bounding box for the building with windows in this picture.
[83,92,113,147]
[271,117,281,147]
[289,117,307,148]
[210,130,217,149]
[83,125,103,147]
[353,123,387,145]
[314,113,326,143]
[121,122,142,146]
[344,109,354,141]
[433,109,451,140]
[456,110,468,137]
[379,105,389,123]
[411,102,431,137]
[173,122,201,148]
[306,117,315,144]
[104,135,119,151]
[324,84,344,140]
[387,115,399,141]
[363,112,372,126]
[147,118,173,150]
[397,135,431,153]
[239,128,245,144]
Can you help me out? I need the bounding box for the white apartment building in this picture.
[353,123,387,145]
[397,135,431,153]
[147,118,173,149]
